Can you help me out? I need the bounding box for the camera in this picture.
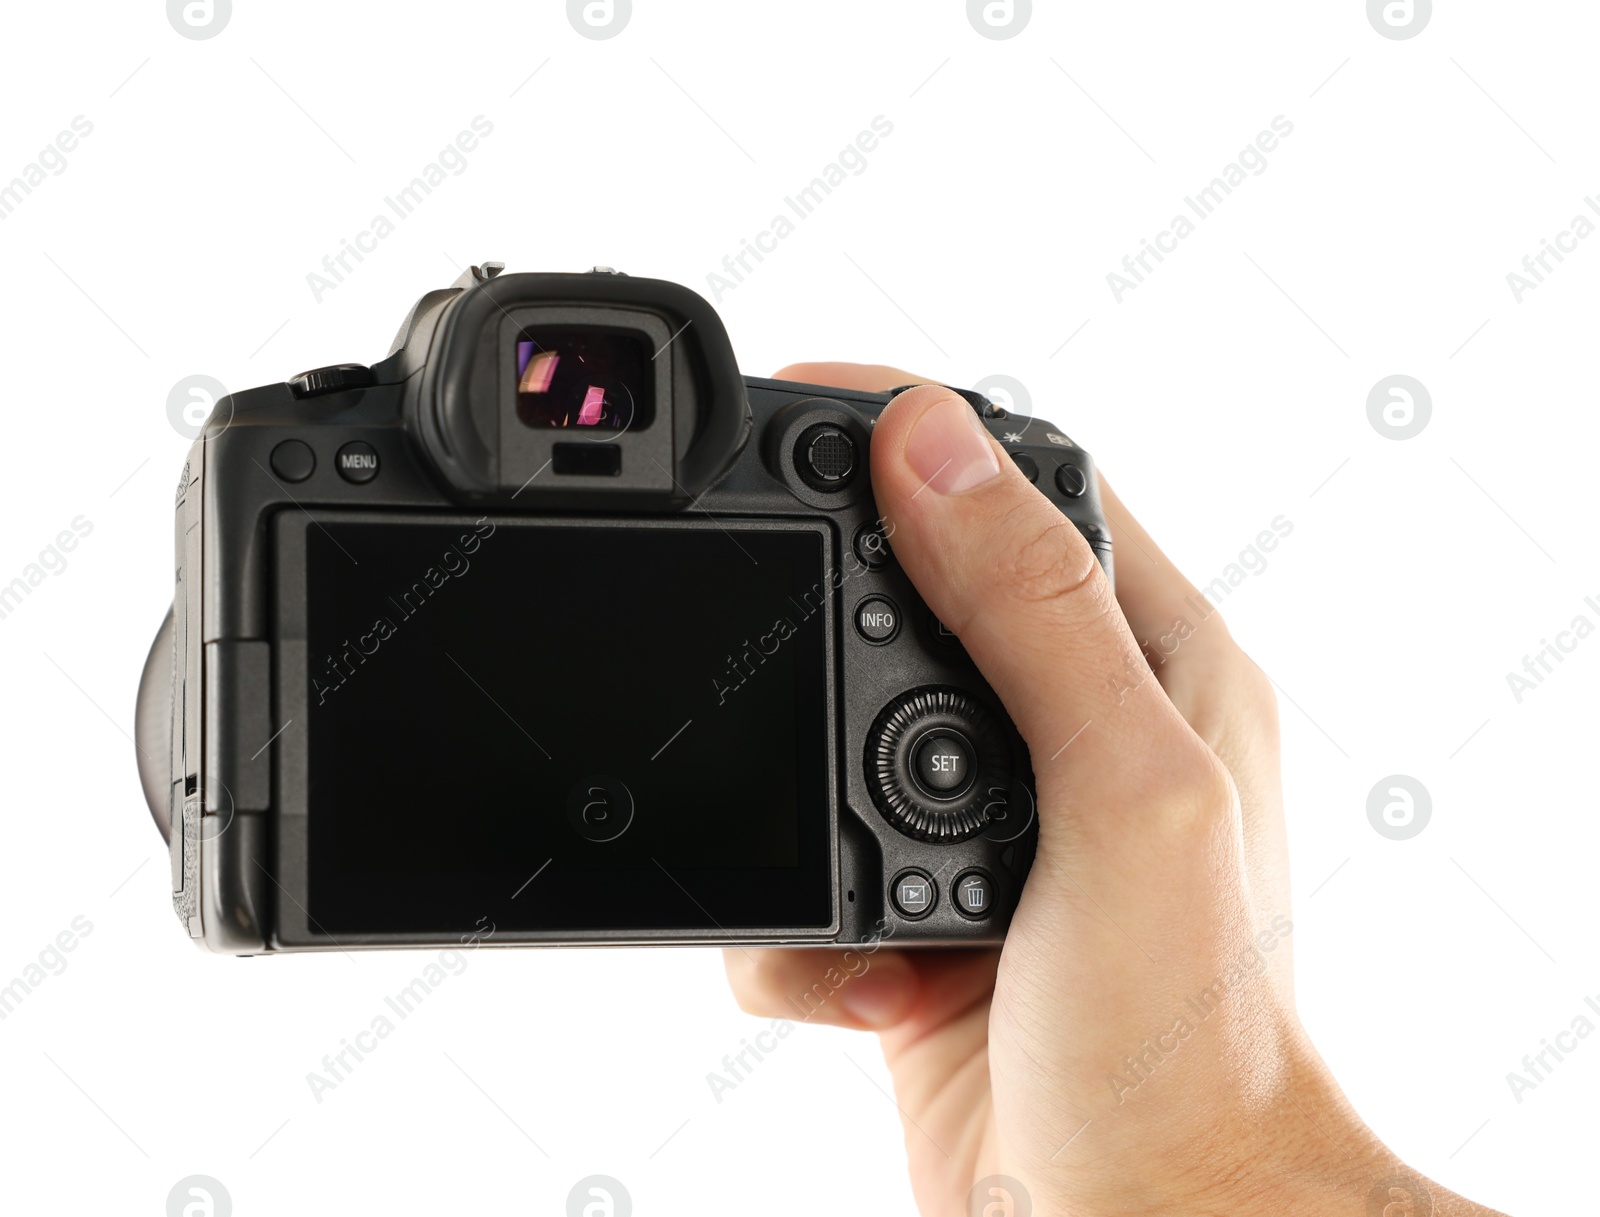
[134,263,1112,954]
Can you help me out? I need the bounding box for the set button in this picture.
[912,730,974,798]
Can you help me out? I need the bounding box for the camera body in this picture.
[136,265,1112,954]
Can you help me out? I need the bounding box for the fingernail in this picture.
[838,971,912,1028]
[904,394,1002,495]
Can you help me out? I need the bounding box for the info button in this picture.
[854,596,900,645]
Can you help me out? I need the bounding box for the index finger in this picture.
[771,362,932,393]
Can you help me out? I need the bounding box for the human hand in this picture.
[724,364,1506,1217]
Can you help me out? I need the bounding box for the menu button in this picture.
[335,441,380,484]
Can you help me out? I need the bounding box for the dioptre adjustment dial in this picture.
[866,687,1012,843]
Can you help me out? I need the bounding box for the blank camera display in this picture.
[302,519,831,935]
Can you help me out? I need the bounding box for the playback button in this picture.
[854,596,900,645]
[891,869,936,919]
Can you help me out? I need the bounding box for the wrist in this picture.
[1137,1034,1503,1217]
[1057,1027,1390,1217]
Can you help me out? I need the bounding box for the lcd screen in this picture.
[300,519,832,934]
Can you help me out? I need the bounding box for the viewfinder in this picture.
[514,328,654,431]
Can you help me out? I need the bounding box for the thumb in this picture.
[870,386,1194,805]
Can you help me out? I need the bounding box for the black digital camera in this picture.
[135,264,1112,954]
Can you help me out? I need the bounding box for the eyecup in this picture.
[415,271,750,508]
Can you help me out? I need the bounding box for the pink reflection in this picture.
[518,350,559,394]
[576,385,607,426]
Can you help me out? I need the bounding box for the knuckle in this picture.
[989,502,1103,612]
[1205,636,1280,737]
[1153,741,1240,835]
[1238,657,1280,728]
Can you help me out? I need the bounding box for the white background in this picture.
[0,2,1595,1214]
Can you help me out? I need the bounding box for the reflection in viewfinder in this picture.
[517,347,559,395]
[576,386,606,427]
[514,329,652,432]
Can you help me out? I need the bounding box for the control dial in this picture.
[866,687,1011,842]
[288,363,373,399]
